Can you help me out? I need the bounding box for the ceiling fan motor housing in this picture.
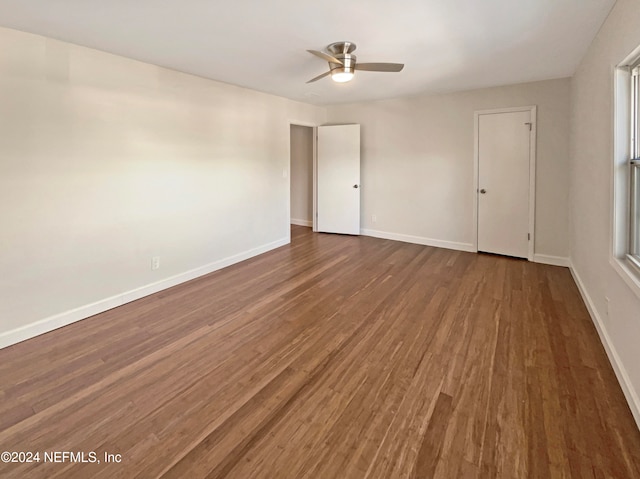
[331,53,356,74]
[328,41,357,75]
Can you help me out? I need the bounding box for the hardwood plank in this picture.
[0,226,638,478]
[413,392,454,478]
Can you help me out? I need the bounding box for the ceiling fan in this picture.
[306,41,404,84]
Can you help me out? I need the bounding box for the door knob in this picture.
[353,184,359,189]
[480,189,487,194]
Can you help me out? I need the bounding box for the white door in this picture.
[317,124,361,235]
[477,110,533,259]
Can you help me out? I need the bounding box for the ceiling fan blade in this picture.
[355,62,404,72]
[306,71,331,83]
[307,50,343,65]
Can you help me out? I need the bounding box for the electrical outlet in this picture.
[282,168,288,178]
[372,214,377,223]
[152,256,160,270]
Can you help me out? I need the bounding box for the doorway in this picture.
[290,124,314,228]
[289,123,361,235]
[474,106,536,260]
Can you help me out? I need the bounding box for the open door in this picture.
[317,124,361,235]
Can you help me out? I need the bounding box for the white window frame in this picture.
[612,49,640,298]
[630,63,640,267]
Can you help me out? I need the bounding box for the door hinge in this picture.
[528,233,531,241]
[525,122,532,131]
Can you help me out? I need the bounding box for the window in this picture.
[630,62,640,266]
[612,50,640,292]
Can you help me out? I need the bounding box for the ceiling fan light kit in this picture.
[330,61,355,83]
[331,70,354,83]
[307,41,404,84]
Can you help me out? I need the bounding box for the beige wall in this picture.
[290,125,313,224]
[0,28,325,346]
[326,78,571,259]
[570,0,640,424]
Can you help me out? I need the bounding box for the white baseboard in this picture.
[360,228,476,253]
[533,254,570,267]
[290,218,312,227]
[569,263,640,429]
[0,237,289,350]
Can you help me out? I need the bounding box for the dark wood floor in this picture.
[1,225,639,478]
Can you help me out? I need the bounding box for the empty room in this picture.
[1,0,640,478]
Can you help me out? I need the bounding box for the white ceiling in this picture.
[0,0,615,105]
